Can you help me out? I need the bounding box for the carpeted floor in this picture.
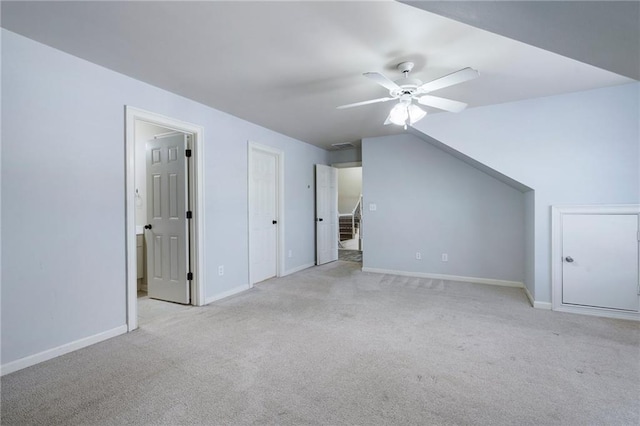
[2,261,639,425]
[338,249,362,263]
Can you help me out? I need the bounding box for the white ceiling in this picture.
[2,1,635,150]
[400,0,640,80]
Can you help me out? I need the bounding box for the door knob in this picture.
[318,218,323,222]
[565,256,574,263]
[144,224,152,230]
[272,220,277,224]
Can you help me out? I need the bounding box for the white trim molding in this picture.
[523,285,535,306]
[125,106,206,332]
[282,262,315,277]
[1,325,127,376]
[551,204,640,321]
[534,301,552,310]
[205,284,251,305]
[362,267,524,288]
[522,286,552,309]
[247,141,285,287]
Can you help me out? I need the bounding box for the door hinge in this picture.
[187,272,193,281]
[186,211,192,219]
[185,149,192,157]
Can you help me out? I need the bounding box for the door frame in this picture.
[247,141,284,287]
[331,162,363,252]
[125,106,206,331]
[551,204,640,321]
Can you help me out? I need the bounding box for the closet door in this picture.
[562,214,639,311]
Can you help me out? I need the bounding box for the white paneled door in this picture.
[316,164,338,265]
[562,214,639,311]
[145,134,190,304]
[249,147,279,284]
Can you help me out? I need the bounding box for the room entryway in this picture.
[337,165,362,263]
[125,107,206,331]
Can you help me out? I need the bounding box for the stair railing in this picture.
[351,195,362,239]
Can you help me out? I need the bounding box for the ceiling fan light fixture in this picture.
[338,62,479,127]
[388,102,409,126]
[386,101,426,126]
[408,104,427,124]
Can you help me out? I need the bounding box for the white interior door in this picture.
[145,133,190,304]
[562,214,639,311]
[316,164,338,265]
[249,148,278,284]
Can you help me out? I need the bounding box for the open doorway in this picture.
[337,166,362,262]
[125,107,205,331]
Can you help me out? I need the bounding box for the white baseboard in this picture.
[282,262,315,277]
[1,325,128,376]
[554,304,639,321]
[523,285,535,306]
[534,301,552,310]
[205,262,314,305]
[205,284,250,305]
[362,267,524,288]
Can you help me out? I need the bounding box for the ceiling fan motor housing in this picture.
[391,78,423,97]
[397,61,415,74]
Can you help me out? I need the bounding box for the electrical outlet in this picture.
[288,250,292,258]
[416,252,422,260]
[441,253,448,262]
[369,203,377,211]
[218,265,224,276]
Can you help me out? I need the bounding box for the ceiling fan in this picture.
[337,62,479,127]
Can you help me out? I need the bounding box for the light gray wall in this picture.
[1,30,328,365]
[362,134,525,283]
[412,82,640,302]
[338,167,362,214]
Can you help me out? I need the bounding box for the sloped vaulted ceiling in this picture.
[1,1,635,149]
[401,0,640,80]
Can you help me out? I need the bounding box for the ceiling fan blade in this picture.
[363,72,401,92]
[419,67,479,93]
[336,97,395,110]
[417,95,468,113]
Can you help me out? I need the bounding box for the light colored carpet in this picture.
[2,261,639,425]
[137,292,193,327]
[338,249,362,263]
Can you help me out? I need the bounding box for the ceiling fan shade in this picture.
[385,101,427,126]
[408,103,427,124]
[387,102,409,126]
